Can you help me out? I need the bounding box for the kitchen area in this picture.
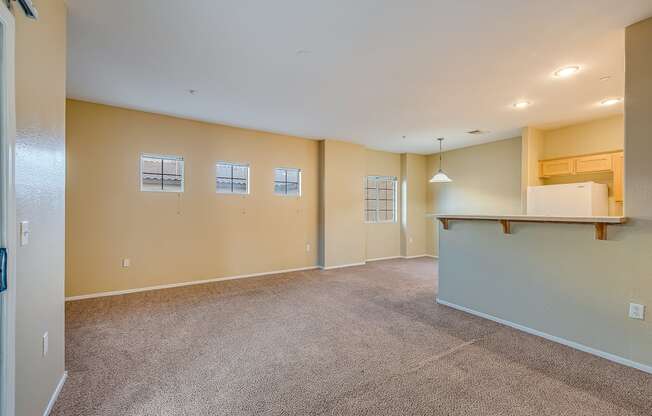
[525,114,624,217]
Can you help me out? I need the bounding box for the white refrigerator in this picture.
[527,182,608,217]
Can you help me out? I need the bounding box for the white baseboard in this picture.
[43,371,67,416]
[366,255,438,262]
[66,256,436,301]
[320,262,367,270]
[436,298,652,375]
[366,256,402,262]
[66,266,319,301]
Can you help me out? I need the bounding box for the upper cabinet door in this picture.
[540,158,574,177]
[575,154,613,174]
[612,152,624,202]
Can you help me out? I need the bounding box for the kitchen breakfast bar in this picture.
[428,212,650,373]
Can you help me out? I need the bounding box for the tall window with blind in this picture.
[216,162,250,194]
[140,154,184,192]
[365,176,397,223]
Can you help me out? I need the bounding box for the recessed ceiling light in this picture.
[513,101,531,109]
[188,89,198,95]
[467,129,488,135]
[553,65,581,78]
[600,97,623,106]
[296,49,311,55]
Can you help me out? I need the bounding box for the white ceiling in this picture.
[66,0,652,154]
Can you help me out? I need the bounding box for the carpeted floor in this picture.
[52,258,652,415]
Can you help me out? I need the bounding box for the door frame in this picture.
[0,2,16,416]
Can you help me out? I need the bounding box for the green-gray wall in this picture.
[437,17,652,371]
[426,136,522,257]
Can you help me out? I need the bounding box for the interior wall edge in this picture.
[43,372,68,416]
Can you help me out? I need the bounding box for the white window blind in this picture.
[365,176,397,222]
[140,154,184,192]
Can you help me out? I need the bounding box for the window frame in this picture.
[274,167,302,197]
[364,175,398,223]
[215,161,251,195]
[140,153,185,193]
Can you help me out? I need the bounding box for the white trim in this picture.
[320,262,366,271]
[0,5,16,416]
[365,255,438,262]
[42,371,67,416]
[365,256,401,262]
[437,298,652,375]
[65,266,319,301]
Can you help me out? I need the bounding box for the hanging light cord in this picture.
[438,138,444,171]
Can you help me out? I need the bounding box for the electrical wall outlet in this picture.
[306,243,311,253]
[409,237,414,244]
[122,258,130,268]
[628,303,645,320]
[42,332,48,357]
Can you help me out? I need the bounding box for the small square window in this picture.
[216,162,250,194]
[274,168,301,196]
[140,154,184,192]
[365,176,397,223]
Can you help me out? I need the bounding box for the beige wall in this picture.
[401,154,428,257]
[14,1,67,415]
[320,140,366,268]
[541,115,624,159]
[365,149,400,260]
[437,17,652,370]
[521,127,544,213]
[67,103,426,291]
[66,100,320,296]
[426,137,522,256]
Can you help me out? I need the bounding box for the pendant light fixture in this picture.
[429,138,452,183]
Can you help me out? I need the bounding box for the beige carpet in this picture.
[52,258,651,415]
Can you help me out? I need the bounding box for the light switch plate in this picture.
[629,303,645,320]
[122,258,130,268]
[42,332,48,357]
[20,221,29,246]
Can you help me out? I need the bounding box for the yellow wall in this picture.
[426,137,522,256]
[320,140,366,268]
[14,1,67,415]
[365,149,401,260]
[521,126,545,213]
[402,154,428,257]
[539,115,624,215]
[541,115,624,159]
[66,100,320,297]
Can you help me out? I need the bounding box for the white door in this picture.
[0,3,16,416]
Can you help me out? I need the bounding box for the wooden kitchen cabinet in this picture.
[539,150,623,179]
[540,158,574,177]
[575,154,612,174]
[613,152,624,202]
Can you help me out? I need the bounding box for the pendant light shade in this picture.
[429,170,452,183]
[429,138,453,183]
